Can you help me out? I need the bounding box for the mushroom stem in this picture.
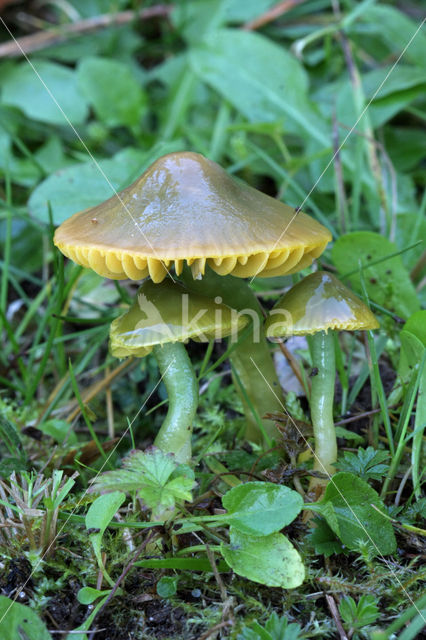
[309,330,337,488]
[153,342,198,464]
[180,267,282,443]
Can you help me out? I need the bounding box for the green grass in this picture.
[0,1,425,639]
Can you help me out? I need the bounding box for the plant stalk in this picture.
[180,267,283,443]
[309,330,337,489]
[153,342,198,463]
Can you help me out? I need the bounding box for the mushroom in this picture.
[54,151,332,444]
[265,272,379,490]
[54,151,331,283]
[110,278,247,463]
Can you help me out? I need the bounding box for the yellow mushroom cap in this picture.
[54,151,332,283]
[265,272,379,337]
[110,279,248,358]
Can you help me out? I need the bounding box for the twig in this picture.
[197,621,234,640]
[243,0,306,31]
[334,408,381,425]
[416,275,426,293]
[205,544,227,603]
[0,5,172,58]
[410,249,426,283]
[394,465,412,507]
[325,594,349,640]
[277,339,310,392]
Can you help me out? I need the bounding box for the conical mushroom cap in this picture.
[265,272,379,337]
[110,279,248,358]
[54,151,331,283]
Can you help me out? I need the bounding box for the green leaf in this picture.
[221,481,303,536]
[39,419,78,445]
[400,330,424,382]
[308,517,344,557]
[334,426,364,444]
[404,311,426,347]
[238,611,303,640]
[86,491,125,586]
[156,575,179,598]
[77,587,111,605]
[172,0,229,44]
[390,324,425,407]
[28,143,183,225]
[221,528,305,588]
[135,557,228,572]
[320,473,397,556]
[0,457,27,477]
[339,594,379,630]
[332,231,420,319]
[335,447,390,481]
[358,5,426,64]
[77,57,147,128]
[335,66,426,129]
[0,596,52,640]
[1,60,88,125]
[90,449,196,517]
[264,612,302,640]
[66,0,128,19]
[385,127,426,172]
[190,29,328,143]
[224,0,277,23]
[0,415,23,456]
[35,136,74,174]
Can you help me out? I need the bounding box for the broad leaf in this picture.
[1,60,88,125]
[404,311,426,347]
[320,473,396,556]
[190,29,328,143]
[86,491,125,585]
[77,587,111,605]
[335,66,426,129]
[221,528,305,588]
[308,518,343,558]
[224,0,277,23]
[332,231,420,319]
[157,576,179,598]
[358,5,426,64]
[0,596,52,640]
[222,481,303,536]
[389,312,426,407]
[77,57,147,128]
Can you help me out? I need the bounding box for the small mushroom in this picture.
[265,272,379,490]
[110,279,247,462]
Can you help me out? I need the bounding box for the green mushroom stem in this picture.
[153,342,198,464]
[180,266,283,443]
[264,272,379,494]
[309,331,337,487]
